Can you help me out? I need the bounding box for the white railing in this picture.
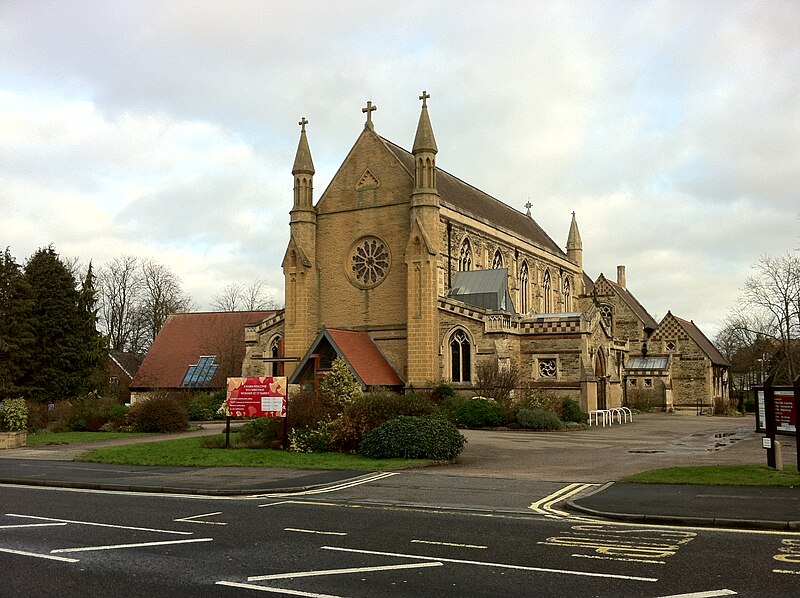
[588,407,633,427]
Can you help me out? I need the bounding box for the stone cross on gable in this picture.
[525,201,533,217]
[362,100,377,129]
[298,117,308,133]
[419,90,430,107]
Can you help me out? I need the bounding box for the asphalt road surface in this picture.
[2,474,798,597]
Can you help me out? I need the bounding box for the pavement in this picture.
[0,413,797,531]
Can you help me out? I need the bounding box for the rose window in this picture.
[350,237,389,287]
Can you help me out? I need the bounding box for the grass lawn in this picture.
[76,434,434,470]
[623,464,800,487]
[26,431,152,446]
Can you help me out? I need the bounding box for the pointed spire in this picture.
[413,90,437,154]
[567,211,582,250]
[292,117,314,175]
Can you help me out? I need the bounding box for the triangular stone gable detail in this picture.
[355,168,380,191]
[281,232,312,269]
[650,313,687,341]
[405,216,436,258]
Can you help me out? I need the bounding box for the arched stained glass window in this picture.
[543,270,552,312]
[563,277,572,312]
[450,329,471,383]
[491,249,503,269]
[458,238,472,271]
[519,261,529,313]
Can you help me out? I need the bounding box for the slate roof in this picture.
[607,279,659,330]
[108,351,145,380]
[289,327,404,388]
[131,310,277,390]
[381,138,567,257]
[674,316,730,367]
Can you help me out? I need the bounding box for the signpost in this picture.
[225,377,288,448]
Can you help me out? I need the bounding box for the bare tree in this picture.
[212,280,279,311]
[737,252,800,383]
[140,259,192,346]
[98,256,147,352]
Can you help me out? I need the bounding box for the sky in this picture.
[1,0,798,338]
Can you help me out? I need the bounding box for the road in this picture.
[2,472,798,597]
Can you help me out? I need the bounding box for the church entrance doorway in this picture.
[595,351,607,410]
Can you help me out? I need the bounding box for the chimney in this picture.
[617,265,626,289]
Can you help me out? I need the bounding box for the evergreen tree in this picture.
[23,246,84,401]
[0,248,35,400]
[77,262,107,393]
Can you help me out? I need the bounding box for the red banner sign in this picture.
[226,377,287,418]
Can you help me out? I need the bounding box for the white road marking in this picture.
[651,590,737,598]
[216,581,343,597]
[51,537,213,553]
[0,547,79,563]
[258,500,294,508]
[321,546,658,582]
[174,511,227,525]
[6,513,193,535]
[0,523,68,529]
[264,472,399,497]
[571,553,666,565]
[411,539,487,549]
[773,569,800,575]
[284,528,346,536]
[247,561,442,581]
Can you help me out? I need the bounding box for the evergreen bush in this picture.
[187,391,226,421]
[318,358,362,412]
[359,415,466,460]
[330,389,437,452]
[430,380,456,404]
[516,408,564,431]
[0,398,28,432]
[456,396,502,427]
[129,395,188,433]
[560,397,586,423]
[236,417,282,448]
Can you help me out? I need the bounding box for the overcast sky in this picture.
[1,0,798,337]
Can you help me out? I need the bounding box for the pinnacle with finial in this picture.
[413,90,437,154]
[292,115,314,175]
[525,201,533,217]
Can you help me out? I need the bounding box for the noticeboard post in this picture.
[754,377,799,470]
[225,377,288,448]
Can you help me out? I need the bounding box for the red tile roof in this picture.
[131,310,277,390]
[325,328,404,387]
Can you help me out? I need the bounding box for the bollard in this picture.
[775,440,783,471]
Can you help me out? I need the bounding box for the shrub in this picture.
[430,380,456,405]
[560,397,585,424]
[438,394,467,423]
[0,398,28,432]
[517,408,564,431]
[287,388,336,431]
[456,397,502,427]
[359,415,466,460]
[330,389,437,452]
[236,417,283,448]
[129,395,188,433]
[187,391,226,421]
[289,420,334,453]
[25,400,48,432]
[475,359,520,405]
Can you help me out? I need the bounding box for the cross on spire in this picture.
[419,90,430,107]
[298,117,308,132]
[362,100,377,129]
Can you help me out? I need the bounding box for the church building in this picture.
[242,93,728,412]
